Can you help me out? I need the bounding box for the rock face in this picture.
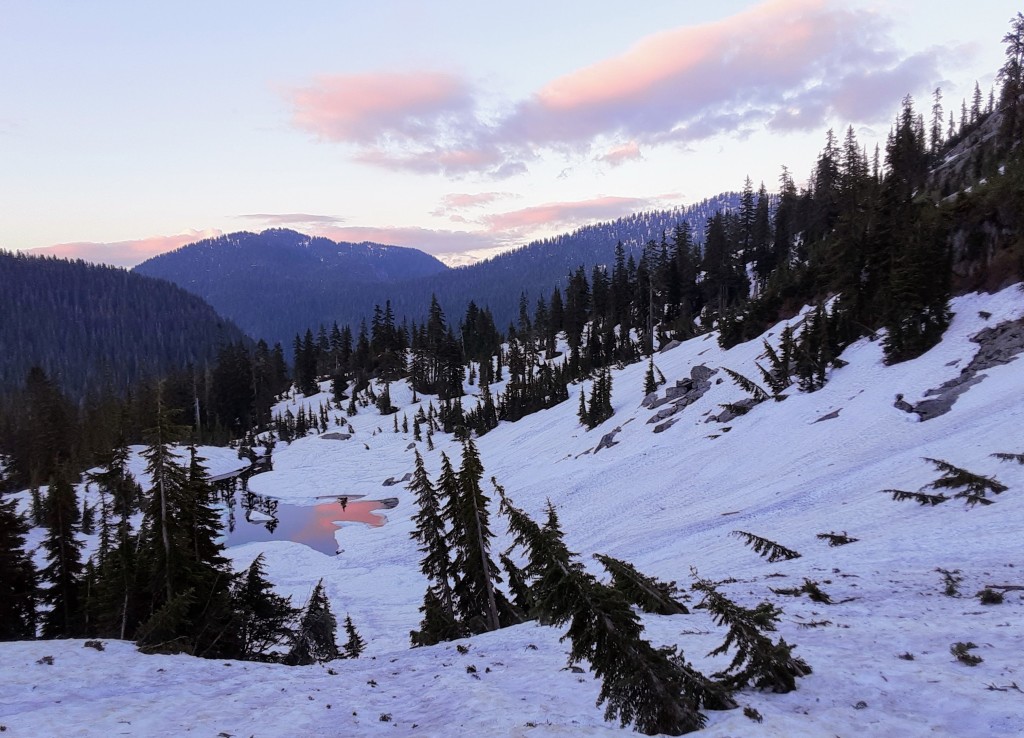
[909,317,1024,421]
[644,365,718,428]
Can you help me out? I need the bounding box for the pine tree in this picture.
[87,438,144,639]
[497,487,723,735]
[342,614,366,658]
[0,483,38,640]
[644,358,657,397]
[731,531,801,562]
[594,554,689,615]
[286,580,340,665]
[39,468,85,638]
[136,398,237,656]
[408,451,455,622]
[924,457,1007,506]
[692,575,811,693]
[447,441,503,633]
[231,554,297,661]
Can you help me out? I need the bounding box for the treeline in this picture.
[0,339,290,491]
[0,402,364,664]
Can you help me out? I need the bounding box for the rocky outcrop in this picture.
[901,317,1024,421]
[644,365,718,429]
[594,427,622,453]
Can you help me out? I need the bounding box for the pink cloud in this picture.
[287,0,945,175]
[431,191,516,218]
[482,195,675,233]
[290,72,473,144]
[24,229,223,268]
[597,141,642,166]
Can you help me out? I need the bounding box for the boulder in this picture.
[641,391,660,409]
[691,364,715,382]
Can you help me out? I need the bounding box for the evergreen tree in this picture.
[136,398,237,656]
[447,441,503,633]
[644,358,657,397]
[497,487,722,735]
[0,477,37,640]
[231,553,297,661]
[342,614,366,658]
[692,575,811,693]
[286,579,340,665]
[408,451,455,622]
[39,468,85,638]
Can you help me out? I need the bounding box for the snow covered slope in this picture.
[3,286,1024,737]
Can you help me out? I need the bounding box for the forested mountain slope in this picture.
[0,250,247,399]
[134,229,450,345]
[133,196,739,347]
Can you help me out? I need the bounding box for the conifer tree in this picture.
[497,486,723,735]
[408,451,455,621]
[644,358,657,397]
[39,468,85,637]
[731,531,802,562]
[342,614,366,658]
[286,580,340,665]
[136,400,237,655]
[87,439,144,639]
[691,575,811,693]
[447,441,503,633]
[594,554,689,615]
[231,553,297,661]
[0,481,38,640]
[924,457,1007,506]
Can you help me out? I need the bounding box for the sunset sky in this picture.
[2,1,1018,266]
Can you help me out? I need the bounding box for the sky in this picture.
[1,0,1018,267]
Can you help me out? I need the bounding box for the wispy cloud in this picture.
[286,0,945,175]
[23,229,223,268]
[236,213,345,227]
[596,141,642,167]
[482,195,677,234]
[431,191,516,218]
[310,224,501,257]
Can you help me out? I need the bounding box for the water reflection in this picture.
[220,489,394,555]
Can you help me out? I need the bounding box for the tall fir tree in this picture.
[286,579,340,665]
[39,467,85,638]
[0,479,38,640]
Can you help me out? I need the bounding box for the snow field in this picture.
[3,285,1023,736]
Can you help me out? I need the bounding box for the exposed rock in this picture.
[653,418,678,433]
[406,442,416,450]
[321,432,351,441]
[909,317,1024,421]
[691,365,715,382]
[595,427,622,453]
[641,391,660,409]
[814,409,841,423]
[893,394,915,413]
[660,339,682,353]
[666,380,696,400]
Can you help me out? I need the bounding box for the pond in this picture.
[220,490,397,555]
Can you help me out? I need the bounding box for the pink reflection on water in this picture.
[224,494,389,555]
[292,500,386,544]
